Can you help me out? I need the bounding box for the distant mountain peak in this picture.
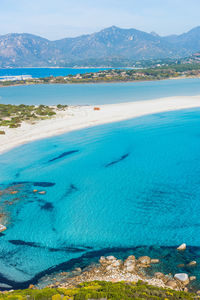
[150,31,159,37]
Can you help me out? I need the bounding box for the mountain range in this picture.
[0,26,200,67]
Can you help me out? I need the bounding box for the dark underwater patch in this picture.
[8,240,41,248]
[105,153,129,167]
[48,150,79,163]
[8,239,90,253]
[48,247,86,253]
[33,182,55,187]
[64,184,78,197]
[40,202,54,211]
[12,181,55,187]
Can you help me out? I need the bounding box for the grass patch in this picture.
[0,104,61,130]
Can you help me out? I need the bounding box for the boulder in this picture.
[106,256,116,262]
[166,280,178,289]
[177,243,186,251]
[187,261,197,267]
[174,273,189,285]
[74,267,82,272]
[151,259,160,264]
[99,256,106,264]
[124,256,136,266]
[154,272,165,279]
[112,259,122,268]
[123,260,135,272]
[106,265,115,272]
[137,256,151,267]
[126,255,136,262]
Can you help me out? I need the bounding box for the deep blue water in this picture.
[0,78,200,105]
[0,108,200,289]
[0,68,112,78]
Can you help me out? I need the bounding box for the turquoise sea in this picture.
[0,78,200,105]
[0,68,112,79]
[1,108,200,289]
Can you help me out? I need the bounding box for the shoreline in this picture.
[0,75,199,89]
[1,95,200,154]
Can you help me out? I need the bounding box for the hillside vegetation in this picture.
[0,281,198,300]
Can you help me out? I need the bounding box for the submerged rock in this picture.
[177,264,185,268]
[38,191,46,195]
[177,243,186,251]
[190,276,196,281]
[174,273,189,285]
[151,259,160,264]
[10,191,18,195]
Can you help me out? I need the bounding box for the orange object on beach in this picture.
[94,107,100,111]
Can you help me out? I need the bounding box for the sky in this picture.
[0,0,200,40]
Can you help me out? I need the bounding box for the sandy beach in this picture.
[0,95,200,154]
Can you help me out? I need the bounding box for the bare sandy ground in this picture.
[0,95,200,154]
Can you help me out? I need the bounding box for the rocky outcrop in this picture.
[42,253,196,293]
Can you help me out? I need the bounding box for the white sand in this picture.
[0,95,200,154]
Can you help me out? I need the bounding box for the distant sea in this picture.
[0,77,200,106]
[0,67,115,79]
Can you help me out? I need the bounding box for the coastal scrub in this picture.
[0,281,198,299]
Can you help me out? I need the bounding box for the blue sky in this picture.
[0,0,200,40]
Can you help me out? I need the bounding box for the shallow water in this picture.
[0,108,200,288]
[0,78,200,105]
